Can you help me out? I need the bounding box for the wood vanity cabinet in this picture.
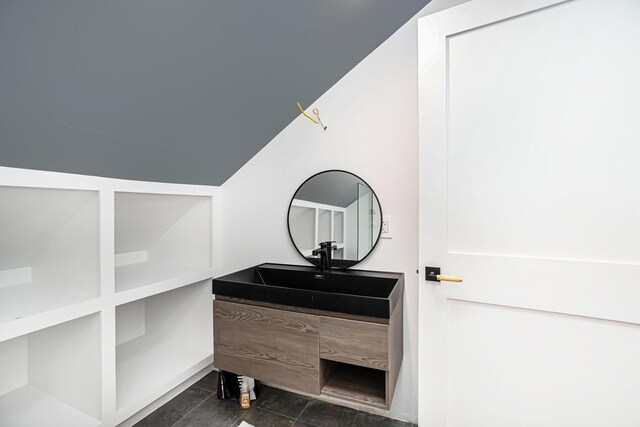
[213,300,321,394]
[214,297,403,409]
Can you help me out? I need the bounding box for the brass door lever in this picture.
[436,274,462,282]
[425,266,462,282]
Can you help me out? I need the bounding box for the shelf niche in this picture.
[114,192,212,294]
[0,186,100,324]
[320,360,387,410]
[115,281,213,412]
[0,313,101,427]
[333,211,344,244]
[289,200,347,257]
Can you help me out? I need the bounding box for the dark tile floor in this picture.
[135,371,416,427]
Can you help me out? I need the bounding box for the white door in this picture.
[418,0,640,426]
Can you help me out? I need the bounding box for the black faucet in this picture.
[312,241,337,272]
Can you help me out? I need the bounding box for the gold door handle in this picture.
[425,267,462,283]
[436,275,462,282]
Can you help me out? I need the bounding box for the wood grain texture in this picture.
[319,317,388,371]
[386,293,403,405]
[216,296,388,325]
[214,294,404,409]
[320,359,336,391]
[214,300,320,394]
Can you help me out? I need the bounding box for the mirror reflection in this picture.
[287,170,382,268]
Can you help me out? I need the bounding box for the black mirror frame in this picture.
[286,169,383,269]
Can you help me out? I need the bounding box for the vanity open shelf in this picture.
[213,263,403,410]
[114,192,213,304]
[0,186,100,328]
[321,361,386,409]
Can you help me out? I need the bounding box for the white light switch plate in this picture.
[381,215,392,239]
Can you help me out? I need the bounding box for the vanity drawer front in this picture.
[214,300,320,394]
[319,317,388,371]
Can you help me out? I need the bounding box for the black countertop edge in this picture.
[213,262,404,286]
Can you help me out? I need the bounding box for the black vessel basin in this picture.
[213,263,403,319]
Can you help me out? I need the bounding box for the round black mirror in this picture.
[287,170,382,268]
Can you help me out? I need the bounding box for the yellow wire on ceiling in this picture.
[296,101,319,124]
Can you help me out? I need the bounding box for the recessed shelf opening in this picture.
[114,192,212,294]
[318,209,332,243]
[289,200,347,257]
[0,186,100,324]
[320,360,387,409]
[0,314,101,427]
[115,281,213,412]
[333,211,344,244]
[289,205,316,255]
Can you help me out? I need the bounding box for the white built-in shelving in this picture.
[0,186,100,336]
[114,192,213,305]
[0,313,101,427]
[116,281,212,415]
[0,167,217,427]
[289,199,346,256]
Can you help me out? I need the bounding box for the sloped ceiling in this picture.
[294,171,368,208]
[0,0,430,185]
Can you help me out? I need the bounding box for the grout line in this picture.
[191,372,217,393]
[230,414,244,427]
[296,399,311,422]
[192,384,216,393]
[295,401,325,427]
[252,404,297,420]
[169,392,214,427]
[349,409,359,427]
[162,382,413,427]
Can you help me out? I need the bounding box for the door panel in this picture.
[448,301,640,427]
[418,0,640,425]
[447,0,640,264]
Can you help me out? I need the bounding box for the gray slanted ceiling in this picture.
[294,171,368,208]
[0,0,430,185]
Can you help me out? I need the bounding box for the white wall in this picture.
[219,0,470,421]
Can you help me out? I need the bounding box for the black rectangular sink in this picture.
[212,263,403,319]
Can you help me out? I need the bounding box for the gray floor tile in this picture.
[144,378,415,427]
[297,400,358,427]
[135,406,183,427]
[352,411,417,427]
[255,386,310,419]
[233,407,295,427]
[193,370,219,393]
[173,395,244,427]
[134,385,212,427]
